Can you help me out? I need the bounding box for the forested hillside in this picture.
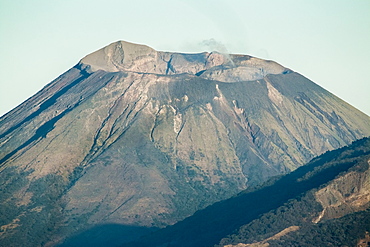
[128,137,370,247]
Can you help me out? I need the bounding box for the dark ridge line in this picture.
[0,67,91,166]
[165,54,174,75]
[105,195,135,219]
[0,66,90,140]
[0,70,119,168]
[0,108,73,166]
[195,70,206,76]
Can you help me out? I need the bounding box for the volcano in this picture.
[0,41,369,246]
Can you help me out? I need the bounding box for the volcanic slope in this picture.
[128,137,370,247]
[0,41,369,246]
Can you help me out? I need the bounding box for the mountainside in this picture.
[0,41,369,246]
[128,137,370,247]
[219,137,370,247]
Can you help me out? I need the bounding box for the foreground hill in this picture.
[128,137,370,247]
[219,138,370,247]
[0,41,369,246]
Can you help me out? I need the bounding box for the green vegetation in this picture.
[218,137,370,246]
[0,168,30,227]
[270,209,370,247]
[0,172,67,247]
[217,192,323,246]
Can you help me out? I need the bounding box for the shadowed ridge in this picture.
[127,138,370,247]
[56,224,158,247]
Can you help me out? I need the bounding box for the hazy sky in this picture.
[1,0,369,116]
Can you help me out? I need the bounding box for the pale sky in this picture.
[1,0,369,116]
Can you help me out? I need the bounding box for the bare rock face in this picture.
[80,40,286,80]
[313,158,370,223]
[0,40,369,246]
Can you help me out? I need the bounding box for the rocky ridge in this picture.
[80,41,287,81]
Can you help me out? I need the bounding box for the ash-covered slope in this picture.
[0,41,369,246]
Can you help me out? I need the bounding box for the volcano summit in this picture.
[0,41,369,246]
